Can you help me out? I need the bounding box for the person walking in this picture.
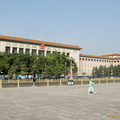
[88,78,96,94]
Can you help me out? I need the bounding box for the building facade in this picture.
[0,35,82,73]
[0,35,120,76]
[79,54,120,76]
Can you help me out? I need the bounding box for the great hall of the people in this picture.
[0,35,120,76]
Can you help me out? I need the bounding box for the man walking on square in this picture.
[88,78,96,94]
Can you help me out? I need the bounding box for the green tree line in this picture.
[92,64,120,77]
[0,52,78,79]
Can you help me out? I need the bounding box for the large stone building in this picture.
[0,35,82,73]
[0,35,120,76]
[79,53,120,76]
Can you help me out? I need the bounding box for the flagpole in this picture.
[4,28,6,35]
[18,29,19,38]
[41,32,42,40]
[11,28,13,36]
[37,33,39,40]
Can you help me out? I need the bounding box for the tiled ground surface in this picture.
[0,83,120,120]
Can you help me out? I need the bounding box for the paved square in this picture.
[0,83,120,120]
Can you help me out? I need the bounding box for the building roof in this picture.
[80,54,120,60]
[100,53,120,57]
[0,35,82,50]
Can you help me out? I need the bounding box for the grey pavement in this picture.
[0,83,120,120]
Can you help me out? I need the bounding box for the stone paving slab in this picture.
[0,83,120,120]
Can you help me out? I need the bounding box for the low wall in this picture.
[0,78,120,88]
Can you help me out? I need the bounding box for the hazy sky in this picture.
[0,0,120,55]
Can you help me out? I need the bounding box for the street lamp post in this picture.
[111,70,113,77]
[33,70,36,86]
[94,71,96,77]
[68,57,74,85]
[70,59,73,80]
[102,70,104,77]
[0,72,4,80]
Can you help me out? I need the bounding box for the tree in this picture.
[115,65,120,77]
[0,52,10,74]
[92,67,97,76]
[44,52,78,78]
[44,52,64,77]
[8,65,18,79]
[30,54,46,75]
[20,64,29,77]
[92,64,120,77]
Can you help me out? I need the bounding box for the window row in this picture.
[80,58,120,63]
[6,47,45,55]
[5,47,70,57]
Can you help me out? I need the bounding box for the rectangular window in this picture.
[67,53,70,57]
[25,49,30,54]
[32,49,36,54]
[5,47,10,53]
[39,50,44,55]
[46,51,51,56]
[12,47,17,53]
[19,48,24,53]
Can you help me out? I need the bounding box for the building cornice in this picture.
[0,35,82,50]
[80,54,120,60]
